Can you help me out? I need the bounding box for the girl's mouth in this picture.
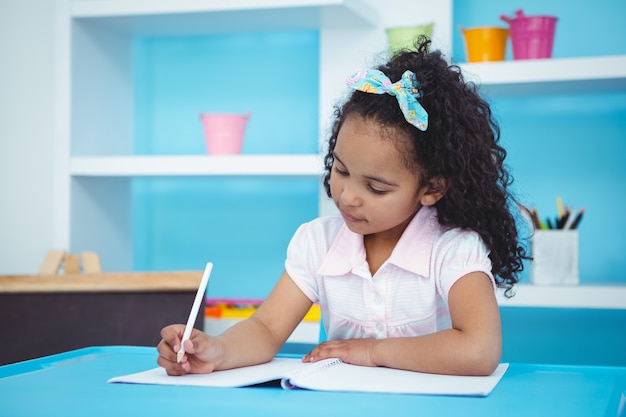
[340,209,363,223]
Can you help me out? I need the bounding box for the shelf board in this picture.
[496,284,626,309]
[70,0,377,35]
[459,55,626,97]
[0,271,203,293]
[70,154,324,177]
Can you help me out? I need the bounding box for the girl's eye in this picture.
[333,166,348,176]
[368,185,387,195]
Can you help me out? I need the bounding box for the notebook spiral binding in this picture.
[280,358,343,390]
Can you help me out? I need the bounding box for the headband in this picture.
[346,69,428,131]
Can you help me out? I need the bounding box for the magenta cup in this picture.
[502,9,558,60]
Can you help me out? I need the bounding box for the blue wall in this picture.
[454,0,626,366]
[454,0,626,284]
[132,31,320,298]
[133,31,320,156]
[453,0,626,62]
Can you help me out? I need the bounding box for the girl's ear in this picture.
[420,177,447,206]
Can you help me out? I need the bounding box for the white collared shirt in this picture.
[285,206,494,340]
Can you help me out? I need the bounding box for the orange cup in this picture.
[461,26,509,62]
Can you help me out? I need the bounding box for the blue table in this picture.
[1,346,624,417]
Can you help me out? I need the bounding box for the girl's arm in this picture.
[303,271,502,376]
[158,271,312,375]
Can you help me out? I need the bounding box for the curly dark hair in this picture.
[322,38,528,297]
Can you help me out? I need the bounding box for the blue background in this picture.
[452,0,626,366]
[454,0,626,286]
[129,1,626,365]
[132,31,320,298]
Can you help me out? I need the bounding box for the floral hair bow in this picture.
[346,69,428,131]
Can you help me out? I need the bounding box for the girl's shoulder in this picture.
[287,215,349,267]
[414,206,486,251]
[433,224,489,257]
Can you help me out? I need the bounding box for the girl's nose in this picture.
[340,183,361,207]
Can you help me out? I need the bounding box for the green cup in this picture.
[386,23,434,55]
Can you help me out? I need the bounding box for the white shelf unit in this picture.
[56,0,625,307]
[459,55,626,97]
[70,0,378,33]
[497,285,626,310]
[58,0,452,272]
[70,155,324,177]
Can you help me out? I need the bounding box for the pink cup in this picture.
[200,112,250,155]
[502,10,558,60]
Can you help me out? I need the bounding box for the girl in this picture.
[158,38,528,377]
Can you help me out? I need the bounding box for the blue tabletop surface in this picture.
[1,346,625,417]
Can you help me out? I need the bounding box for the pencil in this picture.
[569,208,586,230]
[177,261,213,363]
[556,209,570,229]
[531,208,543,230]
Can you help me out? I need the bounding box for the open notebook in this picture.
[109,358,508,397]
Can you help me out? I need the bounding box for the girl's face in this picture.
[330,114,432,240]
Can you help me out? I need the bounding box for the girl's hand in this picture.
[303,339,379,367]
[157,324,224,376]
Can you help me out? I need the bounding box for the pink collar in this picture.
[318,206,439,277]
